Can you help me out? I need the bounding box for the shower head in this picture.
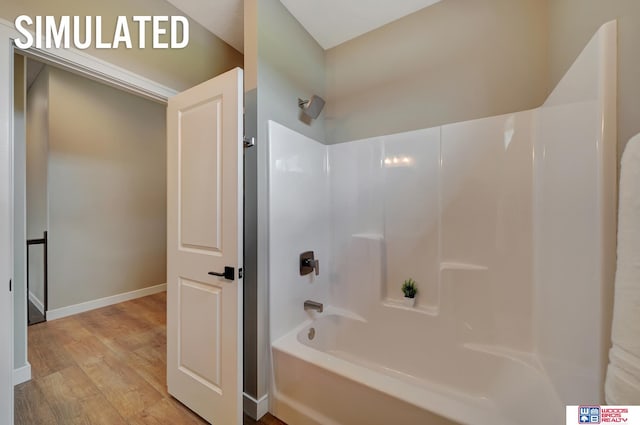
[298,95,326,119]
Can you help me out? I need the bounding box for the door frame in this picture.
[0,17,177,423]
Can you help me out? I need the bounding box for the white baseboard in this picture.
[243,392,269,420]
[46,283,167,321]
[13,363,31,385]
[28,290,45,314]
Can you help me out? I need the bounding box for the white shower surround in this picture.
[267,21,616,425]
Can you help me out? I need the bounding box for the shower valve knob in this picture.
[300,251,319,276]
[305,259,319,275]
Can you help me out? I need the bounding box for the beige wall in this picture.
[244,0,257,92]
[325,0,638,157]
[43,66,166,310]
[257,0,326,143]
[0,0,243,91]
[26,66,49,308]
[13,54,27,370]
[325,0,549,144]
[548,0,640,164]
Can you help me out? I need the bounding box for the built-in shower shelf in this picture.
[440,262,488,271]
[383,298,439,316]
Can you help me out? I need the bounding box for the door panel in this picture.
[179,278,221,390]
[167,67,243,425]
[179,96,222,252]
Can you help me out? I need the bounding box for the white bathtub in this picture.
[271,312,564,425]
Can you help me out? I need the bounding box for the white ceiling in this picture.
[279,0,442,49]
[167,0,442,53]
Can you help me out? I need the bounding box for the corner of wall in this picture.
[252,0,328,406]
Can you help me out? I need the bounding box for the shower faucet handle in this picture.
[300,251,319,276]
[306,259,319,276]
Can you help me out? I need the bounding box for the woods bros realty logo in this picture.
[13,15,189,49]
[568,406,640,423]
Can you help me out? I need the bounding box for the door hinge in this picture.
[239,268,243,279]
[243,137,255,148]
[9,279,12,292]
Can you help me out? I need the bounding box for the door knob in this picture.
[209,266,235,280]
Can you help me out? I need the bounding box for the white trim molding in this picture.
[12,363,31,386]
[46,283,167,321]
[243,392,269,420]
[28,291,44,315]
[1,22,16,425]
[0,17,177,103]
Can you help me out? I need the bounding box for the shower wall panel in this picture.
[268,122,331,342]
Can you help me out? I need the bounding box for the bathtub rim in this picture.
[271,310,515,425]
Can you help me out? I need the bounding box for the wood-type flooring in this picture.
[14,292,286,425]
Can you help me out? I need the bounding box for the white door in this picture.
[167,68,243,425]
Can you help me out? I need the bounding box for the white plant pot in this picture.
[403,296,416,307]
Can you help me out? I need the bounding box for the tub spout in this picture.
[304,300,323,313]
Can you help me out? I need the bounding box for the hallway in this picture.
[14,292,285,425]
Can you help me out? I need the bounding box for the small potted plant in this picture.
[401,278,418,307]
